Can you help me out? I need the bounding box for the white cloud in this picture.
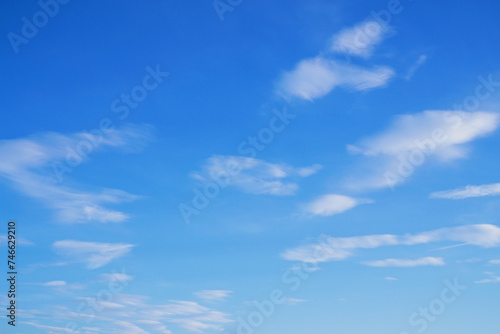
[194,290,232,302]
[430,183,500,199]
[281,224,500,263]
[275,19,395,101]
[330,20,390,57]
[347,111,500,189]
[52,240,134,269]
[277,56,394,101]
[41,280,67,286]
[304,194,372,217]
[0,124,152,223]
[296,164,323,177]
[193,155,321,196]
[475,272,500,284]
[385,276,398,281]
[24,292,232,333]
[489,259,500,265]
[362,257,445,267]
[28,280,86,291]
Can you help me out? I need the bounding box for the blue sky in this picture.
[1,0,500,333]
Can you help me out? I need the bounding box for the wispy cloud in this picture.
[405,54,428,80]
[0,235,33,245]
[283,297,306,305]
[41,280,67,286]
[489,259,500,265]
[52,240,134,269]
[21,322,80,334]
[385,276,398,281]
[24,293,233,333]
[0,124,152,223]
[194,290,232,302]
[193,155,321,196]
[303,194,372,217]
[26,280,86,292]
[347,111,500,189]
[430,183,500,199]
[276,19,395,101]
[281,224,500,263]
[475,272,500,284]
[330,20,391,57]
[277,57,394,101]
[362,257,445,267]
[100,272,134,283]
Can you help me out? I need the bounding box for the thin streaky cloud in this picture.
[430,183,500,199]
[475,272,500,284]
[100,273,134,282]
[194,290,233,302]
[0,124,152,223]
[0,235,34,245]
[405,54,428,80]
[193,155,321,196]
[23,293,232,333]
[283,298,306,305]
[430,242,470,251]
[362,257,445,267]
[52,240,135,269]
[282,224,500,263]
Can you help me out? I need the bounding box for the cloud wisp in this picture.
[303,194,373,217]
[194,290,233,302]
[277,57,394,101]
[347,111,500,189]
[276,20,395,101]
[192,155,321,196]
[281,224,500,264]
[52,240,134,269]
[23,293,233,333]
[0,124,152,223]
[430,183,500,199]
[330,20,391,57]
[405,54,428,80]
[475,272,500,284]
[362,257,445,267]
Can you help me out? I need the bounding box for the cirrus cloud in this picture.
[282,224,500,264]
[362,257,445,267]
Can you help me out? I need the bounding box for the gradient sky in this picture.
[1,0,500,333]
